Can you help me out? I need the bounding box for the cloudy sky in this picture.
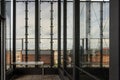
[6,0,109,50]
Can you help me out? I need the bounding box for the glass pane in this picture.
[79,2,109,80]
[66,2,73,77]
[6,2,11,70]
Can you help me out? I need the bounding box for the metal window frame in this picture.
[4,0,120,80]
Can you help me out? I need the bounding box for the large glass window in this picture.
[79,1,109,80]
[13,0,58,68]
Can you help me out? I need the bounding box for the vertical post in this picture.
[22,38,24,51]
[1,21,6,80]
[13,0,16,69]
[35,0,40,67]
[82,39,84,63]
[0,21,1,80]
[63,0,67,72]
[10,15,12,68]
[110,0,119,80]
[1,0,6,79]
[25,1,28,63]
[50,1,54,67]
[0,20,1,80]
[73,0,80,80]
[86,0,91,63]
[100,2,103,68]
[58,0,61,68]
[39,0,41,61]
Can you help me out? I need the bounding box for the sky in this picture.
[6,1,109,50]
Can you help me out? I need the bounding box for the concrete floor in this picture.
[12,75,61,80]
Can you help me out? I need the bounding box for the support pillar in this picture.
[50,0,54,67]
[63,0,67,72]
[58,0,61,68]
[73,0,80,80]
[35,0,40,67]
[13,0,16,69]
[100,2,103,68]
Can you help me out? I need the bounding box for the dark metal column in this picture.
[110,0,119,80]
[1,20,6,80]
[1,0,6,79]
[13,0,16,69]
[9,13,12,68]
[86,0,91,63]
[63,0,67,72]
[73,0,80,80]
[50,1,54,67]
[100,2,103,68]
[25,1,28,63]
[0,21,5,80]
[0,20,1,80]
[58,0,61,68]
[39,0,41,61]
[82,39,84,63]
[35,0,40,67]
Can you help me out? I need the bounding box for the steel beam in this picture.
[13,0,16,69]
[86,0,91,64]
[0,20,1,80]
[1,20,6,80]
[39,0,41,62]
[63,0,67,73]
[9,13,12,68]
[50,1,54,67]
[58,0,61,68]
[1,0,6,79]
[73,0,80,80]
[25,1,28,63]
[100,2,103,68]
[35,0,40,68]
